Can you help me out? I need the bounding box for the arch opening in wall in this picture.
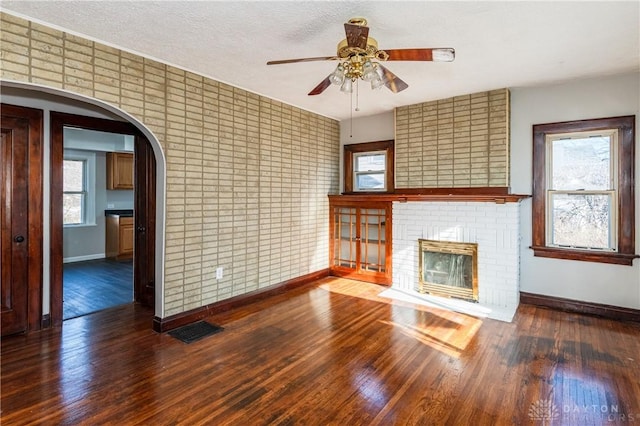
[0,80,166,322]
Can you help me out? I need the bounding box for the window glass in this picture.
[63,193,84,225]
[550,193,613,249]
[355,153,386,172]
[551,136,611,190]
[63,159,86,225]
[356,173,385,190]
[547,131,615,251]
[63,159,84,192]
[354,151,386,191]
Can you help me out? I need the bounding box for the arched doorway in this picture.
[0,81,166,329]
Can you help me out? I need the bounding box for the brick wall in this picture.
[392,201,521,321]
[0,13,340,316]
[395,89,510,188]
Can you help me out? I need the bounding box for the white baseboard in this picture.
[63,253,106,263]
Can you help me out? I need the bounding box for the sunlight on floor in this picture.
[318,278,483,358]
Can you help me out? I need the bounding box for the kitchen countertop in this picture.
[105,209,134,217]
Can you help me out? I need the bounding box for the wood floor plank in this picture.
[63,258,133,319]
[1,277,639,425]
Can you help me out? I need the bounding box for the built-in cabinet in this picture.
[106,152,134,190]
[329,196,392,285]
[106,215,134,260]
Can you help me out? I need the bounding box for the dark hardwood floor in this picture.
[2,277,639,425]
[63,258,133,320]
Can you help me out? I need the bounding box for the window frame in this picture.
[531,116,637,265]
[343,140,394,194]
[63,150,96,227]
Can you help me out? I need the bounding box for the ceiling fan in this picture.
[266,17,455,96]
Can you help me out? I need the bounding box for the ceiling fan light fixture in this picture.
[362,60,377,82]
[340,78,353,94]
[329,63,345,85]
[371,73,384,90]
[267,17,456,99]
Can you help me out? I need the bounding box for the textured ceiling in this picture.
[1,1,638,121]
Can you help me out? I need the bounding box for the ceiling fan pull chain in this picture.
[350,86,353,138]
[355,79,360,112]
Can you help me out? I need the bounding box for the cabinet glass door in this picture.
[333,207,357,268]
[360,208,386,273]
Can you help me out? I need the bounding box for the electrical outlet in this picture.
[216,267,223,279]
[107,203,115,208]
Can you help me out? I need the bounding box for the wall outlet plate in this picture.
[107,203,115,208]
[216,267,223,279]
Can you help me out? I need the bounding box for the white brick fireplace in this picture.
[391,201,522,322]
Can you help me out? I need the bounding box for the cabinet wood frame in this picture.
[329,197,392,285]
[107,152,134,190]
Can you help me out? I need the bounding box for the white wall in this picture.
[62,150,106,262]
[339,111,395,193]
[511,72,640,309]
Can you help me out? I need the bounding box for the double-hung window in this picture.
[532,116,637,265]
[546,130,617,250]
[343,140,394,193]
[63,150,96,227]
[354,151,387,191]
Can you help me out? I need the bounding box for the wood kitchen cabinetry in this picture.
[106,215,134,260]
[329,196,392,285]
[106,152,134,190]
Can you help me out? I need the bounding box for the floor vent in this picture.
[168,321,224,344]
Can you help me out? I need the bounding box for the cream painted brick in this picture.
[1,11,339,317]
[396,88,509,188]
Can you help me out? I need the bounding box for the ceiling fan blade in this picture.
[344,23,369,49]
[383,48,455,62]
[308,75,333,96]
[377,64,409,93]
[267,56,339,65]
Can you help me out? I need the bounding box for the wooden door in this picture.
[1,116,29,335]
[1,105,43,336]
[134,135,156,308]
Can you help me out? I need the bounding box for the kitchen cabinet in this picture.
[329,196,392,285]
[106,215,134,260]
[107,152,134,190]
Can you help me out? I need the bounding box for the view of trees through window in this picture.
[549,135,613,249]
[63,159,85,225]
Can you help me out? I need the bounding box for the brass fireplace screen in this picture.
[417,239,478,302]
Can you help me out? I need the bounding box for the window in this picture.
[63,159,86,225]
[354,151,386,191]
[532,116,637,265]
[63,150,96,226]
[344,140,394,193]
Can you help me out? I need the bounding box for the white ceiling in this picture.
[2,1,638,121]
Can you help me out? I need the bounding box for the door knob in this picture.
[137,226,146,233]
[14,235,24,243]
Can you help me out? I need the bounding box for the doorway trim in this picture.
[1,80,166,321]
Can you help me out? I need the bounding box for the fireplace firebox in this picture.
[417,239,478,302]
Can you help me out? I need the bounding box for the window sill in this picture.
[64,222,97,229]
[531,246,639,266]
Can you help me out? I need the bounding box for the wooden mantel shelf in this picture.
[331,187,530,204]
